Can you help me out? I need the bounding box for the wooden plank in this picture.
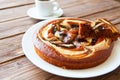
[0,0,83,23]
[0,7,120,64]
[0,4,34,23]
[0,0,34,10]
[63,0,120,17]
[0,57,53,80]
[0,0,76,10]
[57,0,83,8]
[80,7,120,22]
[0,21,120,65]
[0,56,120,80]
[0,0,120,23]
[0,17,38,39]
[0,34,24,63]
[1,7,120,39]
[1,0,120,80]
[116,23,120,31]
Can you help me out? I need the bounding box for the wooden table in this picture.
[0,0,120,80]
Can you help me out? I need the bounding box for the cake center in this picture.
[41,19,119,51]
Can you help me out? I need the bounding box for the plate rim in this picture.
[22,18,120,78]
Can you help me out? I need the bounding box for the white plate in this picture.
[27,7,63,19]
[22,18,120,78]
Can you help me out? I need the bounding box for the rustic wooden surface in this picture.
[0,0,120,80]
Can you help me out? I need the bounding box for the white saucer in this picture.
[22,18,120,78]
[27,7,63,19]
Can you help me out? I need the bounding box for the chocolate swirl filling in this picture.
[41,18,120,50]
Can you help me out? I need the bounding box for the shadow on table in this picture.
[114,0,120,2]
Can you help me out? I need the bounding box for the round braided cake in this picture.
[33,18,120,69]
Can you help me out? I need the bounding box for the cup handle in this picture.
[52,2,60,11]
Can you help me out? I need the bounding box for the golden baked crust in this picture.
[34,40,113,69]
[33,18,120,69]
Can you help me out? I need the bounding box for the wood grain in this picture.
[81,7,120,22]
[0,6,120,40]
[116,24,120,31]
[0,57,120,80]
[0,17,38,39]
[63,0,120,17]
[0,0,34,10]
[0,34,24,64]
[0,0,120,80]
[1,22,120,64]
[0,0,81,23]
[0,1,120,64]
[0,0,120,23]
[0,0,77,10]
[0,4,34,23]
[0,57,52,80]
[1,2,120,39]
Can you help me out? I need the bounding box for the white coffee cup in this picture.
[35,0,60,17]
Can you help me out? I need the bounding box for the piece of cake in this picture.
[33,18,120,69]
